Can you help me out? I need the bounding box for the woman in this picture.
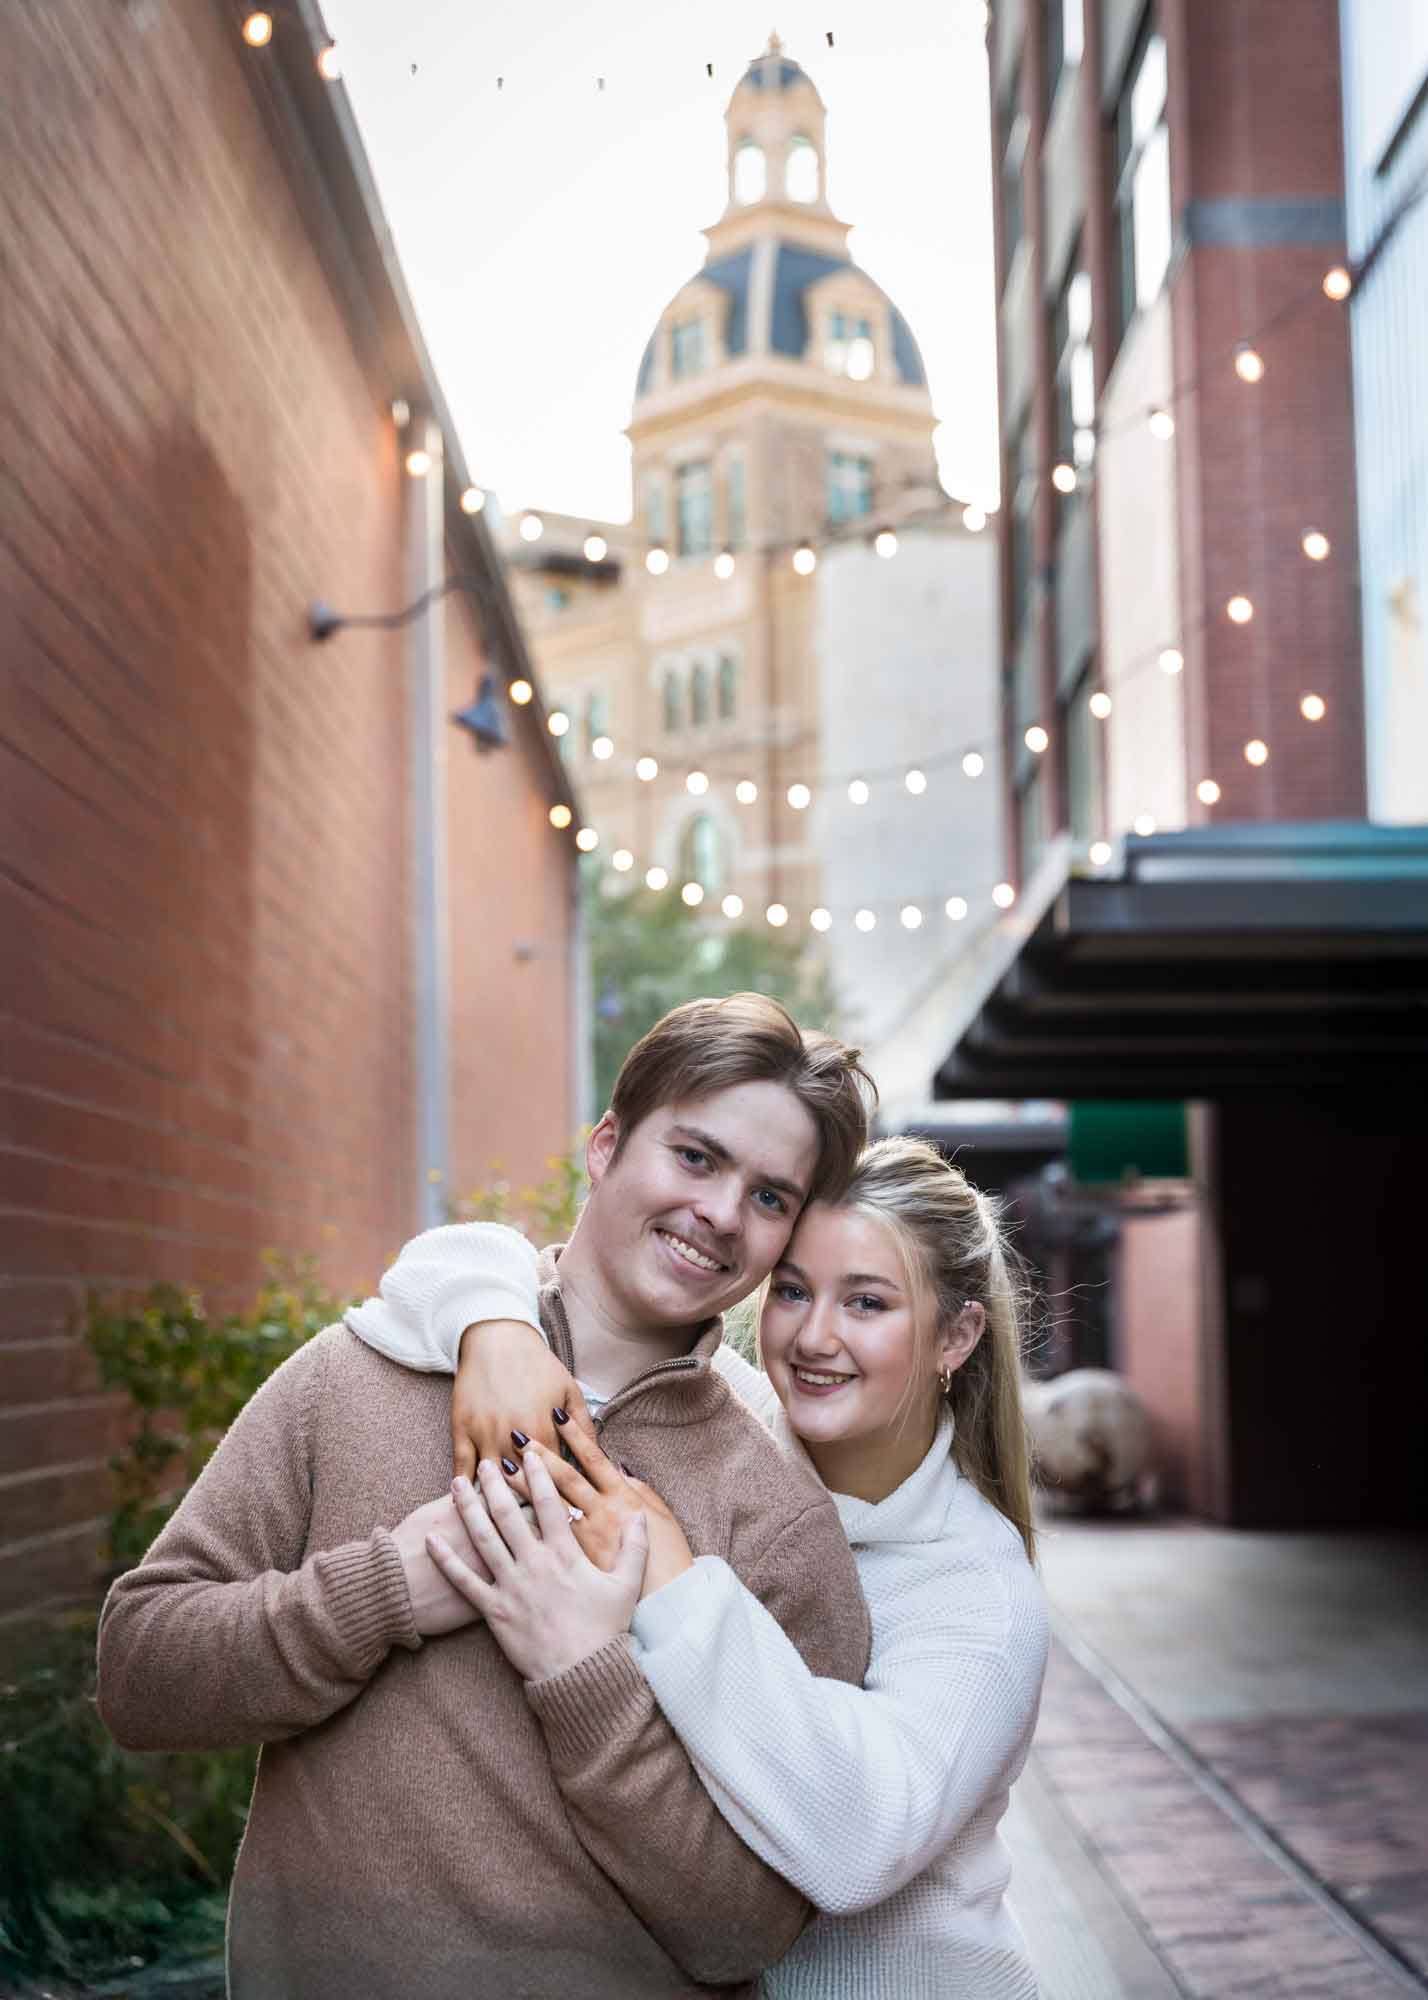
[379,1138,1048,1997]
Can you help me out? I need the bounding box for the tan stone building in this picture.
[504,37,992,942]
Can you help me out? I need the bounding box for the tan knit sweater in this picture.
[97,1281,870,1999]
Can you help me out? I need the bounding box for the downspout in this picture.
[407,414,451,1228]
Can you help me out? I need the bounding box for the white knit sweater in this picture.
[349,1225,1049,1999]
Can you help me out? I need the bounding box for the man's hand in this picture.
[515,1436,694,1601]
[389,1492,493,1636]
[453,1319,595,1482]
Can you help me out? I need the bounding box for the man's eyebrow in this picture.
[668,1124,809,1204]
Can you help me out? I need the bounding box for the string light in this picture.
[945,896,968,920]
[848,779,869,804]
[591,735,614,760]
[1132,814,1157,836]
[612,848,634,871]
[405,449,432,478]
[992,883,1016,909]
[1088,842,1112,866]
[1024,725,1049,754]
[810,907,832,932]
[575,827,599,852]
[962,751,984,777]
[1300,693,1327,721]
[854,909,877,932]
[1302,530,1330,561]
[519,513,544,542]
[1147,407,1175,440]
[1159,648,1184,675]
[792,543,818,576]
[242,12,273,47]
[963,506,987,532]
[681,882,705,906]
[508,679,533,705]
[766,903,789,927]
[635,755,658,781]
[686,770,709,795]
[1234,343,1265,383]
[714,550,736,580]
[583,534,608,562]
[904,768,927,794]
[900,905,923,929]
[460,486,485,514]
[390,399,411,429]
[735,779,758,804]
[722,893,744,917]
[1052,463,1077,494]
[645,865,669,890]
[1196,778,1221,805]
[547,710,570,737]
[316,42,341,80]
[549,804,572,829]
[1089,691,1112,719]
[874,529,899,559]
[1226,596,1254,624]
[1322,265,1353,301]
[1244,739,1269,766]
[787,782,812,810]
[645,547,670,576]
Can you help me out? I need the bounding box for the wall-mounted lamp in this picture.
[452,673,509,752]
[308,574,487,642]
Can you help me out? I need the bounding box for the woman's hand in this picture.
[427,1454,647,1681]
[452,1319,595,1483]
[516,1432,695,1602]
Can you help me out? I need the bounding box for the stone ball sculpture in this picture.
[1023,1368,1157,1514]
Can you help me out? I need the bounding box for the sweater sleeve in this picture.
[628,1546,1049,1916]
[344,1222,544,1374]
[97,1333,420,1753]
[526,1494,868,1983]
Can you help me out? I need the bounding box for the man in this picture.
[98,995,875,1998]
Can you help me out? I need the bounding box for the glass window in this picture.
[679,814,724,893]
[1053,260,1096,472]
[785,135,819,202]
[544,586,571,612]
[672,318,705,379]
[676,461,714,557]
[824,311,875,381]
[662,668,683,734]
[734,140,766,204]
[1047,0,1084,105]
[584,689,609,752]
[717,653,737,720]
[1009,416,1037,639]
[725,458,745,548]
[690,662,711,727]
[644,477,667,546]
[1018,770,1045,883]
[1114,30,1172,336]
[1063,667,1104,842]
[1001,67,1028,276]
[827,451,874,524]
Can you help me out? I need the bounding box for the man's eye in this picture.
[754,1188,787,1213]
[678,1147,709,1168]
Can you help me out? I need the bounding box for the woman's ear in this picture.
[938,1301,986,1380]
[586,1113,620,1187]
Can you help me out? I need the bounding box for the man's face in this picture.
[583,1082,821,1331]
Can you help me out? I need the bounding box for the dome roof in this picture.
[739,53,810,91]
[635,241,928,398]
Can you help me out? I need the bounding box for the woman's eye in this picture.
[773,1282,807,1304]
[850,1294,886,1313]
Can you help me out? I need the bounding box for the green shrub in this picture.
[449,1140,589,1245]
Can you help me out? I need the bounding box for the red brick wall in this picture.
[1114,1206,1207,1510]
[0,3,572,1617]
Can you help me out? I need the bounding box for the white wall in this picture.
[814,526,1002,1047]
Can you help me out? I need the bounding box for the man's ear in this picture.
[938,1301,986,1380]
[586,1113,620,1188]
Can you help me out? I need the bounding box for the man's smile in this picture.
[654,1227,729,1274]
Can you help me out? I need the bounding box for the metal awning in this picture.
[934,822,1428,1100]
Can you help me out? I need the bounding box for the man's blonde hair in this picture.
[608,994,876,1204]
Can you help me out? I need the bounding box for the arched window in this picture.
[679,814,724,893]
[785,135,818,202]
[662,668,683,734]
[734,140,767,204]
[690,662,711,727]
[717,654,737,721]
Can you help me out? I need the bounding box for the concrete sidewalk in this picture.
[1004,1519,1428,2000]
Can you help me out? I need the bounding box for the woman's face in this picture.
[759,1202,937,1457]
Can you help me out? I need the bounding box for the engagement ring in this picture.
[566,1505,585,1524]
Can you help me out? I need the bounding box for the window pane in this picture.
[690,663,711,727]
[1018,773,1044,882]
[676,462,714,556]
[645,479,666,544]
[828,452,874,523]
[1063,0,1085,67]
[1131,34,1168,144]
[786,136,818,202]
[680,814,724,892]
[1131,123,1172,307]
[726,460,745,548]
[585,690,609,749]
[663,670,683,733]
[1064,673,1104,841]
[672,320,705,379]
[717,654,737,720]
[734,141,766,203]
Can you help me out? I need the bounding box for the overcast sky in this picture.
[321,0,999,525]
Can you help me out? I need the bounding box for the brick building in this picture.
[918,1,1428,1530]
[0,0,582,1618]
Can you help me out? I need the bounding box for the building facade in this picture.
[505,38,1002,1041]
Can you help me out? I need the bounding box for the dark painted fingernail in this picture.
[552,1406,569,1426]
[510,1429,530,1450]
[500,1456,519,1476]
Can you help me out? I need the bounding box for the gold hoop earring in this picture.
[937,1366,954,1395]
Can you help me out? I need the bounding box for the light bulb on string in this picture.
[1147,407,1175,440]
[945,896,968,920]
[962,751,984,778]
[1088,842,1112,866]
[508,679,533,705]
[686,770,709,796]
[787,783,812,810]
[575,827,599,852]
[681,882,705,907]
[1234,343,1265,383]
[1302,530,1330,561]
[390,399,411,429]
[854,909,877,932]
[583,534,608,562]
[317,42,341,79]
[635,755,658,781]
[810,907,832,932]
[904,768,927,795]
[591,736,614,760]
[722,893,744,918]
[962,506,987,532]
[766,903,789,927]
[1300,693,1327,721]
[405,449,432,478]
[611,848,634,872]
[1024,725,1049,754]
[874,529,898,559]
[1196,779,1221,805]
[460,486,485,514]
[645,547,670,576]
[242,11,273,46]
[1089,691,1112,720]
[1132,814,1157,837]
[519,512,544,542]
[735,779,758,804]
[900,905,923,930]
[1159,647,1184,675]
[548,804,572,830]
[848,779,869,805]
[1244,739,1269,766]
[714,550,736,580]
[792,543,817,576]
[547,711,570,737]
[1226,596,1254,624]
[645,865,669,890]
[1323,266,1353,301]
[992,883,1017,909]
[1052,463,1077,494]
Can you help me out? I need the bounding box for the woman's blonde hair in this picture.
[838,1136,1037,1564]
